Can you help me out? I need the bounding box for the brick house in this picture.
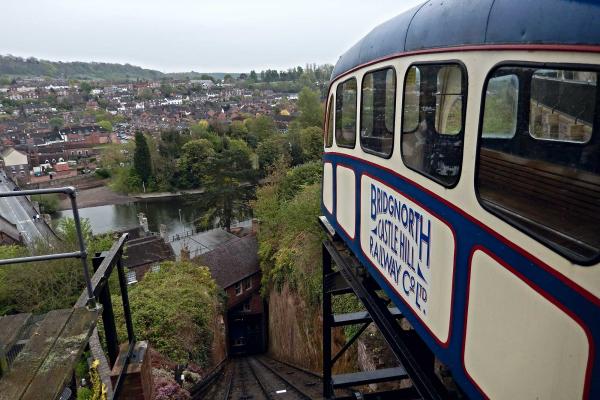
[196,234,267,356]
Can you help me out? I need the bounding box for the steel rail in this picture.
[253,356,313,400]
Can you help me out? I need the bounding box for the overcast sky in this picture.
[1,0,423,73]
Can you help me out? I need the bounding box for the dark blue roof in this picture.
[332,0,600,80]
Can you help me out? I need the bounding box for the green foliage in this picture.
[97,120,113,132]
[79,82,93,95]
[254,162,324,305]
[256,135,288,174]
[49,116,64,130]
[110,167,142,194]
[31,193,60,214]
[276,161,322,201]
[0,55,165,81]
[202,138,257,230]
[245,115,277,143]
[0,218,113,315]
[77,387,92,400]
[94,168,111,179]
[297,87,324,128]
[299,126,323,162]
[178,139,215,188]
[112,261,221,366]
[133,132,152,184]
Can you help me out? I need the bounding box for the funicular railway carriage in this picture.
[321,0,600,398]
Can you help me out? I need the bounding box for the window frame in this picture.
[474,61,600,266]
[335,77,358,149]
[400,60,468,188]
[359,66,397,159]
[325,94,334,148]
[235,282,242,295]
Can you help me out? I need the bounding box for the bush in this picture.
[31,193,60,214]
[112,261,222,366]
[254,162,324,305]
[94,168,111,179]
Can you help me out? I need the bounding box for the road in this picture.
[0,171,56,245]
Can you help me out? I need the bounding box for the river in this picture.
[55,194,224,237]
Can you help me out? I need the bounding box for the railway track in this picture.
[198,355,324,400]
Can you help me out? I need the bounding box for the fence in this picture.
[0,186,135,399]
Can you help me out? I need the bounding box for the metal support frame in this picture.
[0,186,137,399]
[321,217,450,400]
[76,234,136,399]
[0,186,95,307]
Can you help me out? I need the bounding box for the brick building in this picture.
[197,234,267,356]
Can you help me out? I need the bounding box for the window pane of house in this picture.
[482,74,519,138]
[401,64,466,186]
[360,68,396,156]
[477,65,599,262]
[530,69,595,143]
[335,78,357,148]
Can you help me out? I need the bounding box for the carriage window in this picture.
[401,64,466,186]
[325,95,334,147]
[477,65,599,263]
[482,74,519,138]
[335,78,357,148]
[360,68,396,156]
[530,70,596,143]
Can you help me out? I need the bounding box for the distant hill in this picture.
[0,55,165,81]
[166,72,240,80]
[0,55,239,81]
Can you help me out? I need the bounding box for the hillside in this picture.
[0,55,237,81]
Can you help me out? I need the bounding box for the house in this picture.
[123,235,176,284]
[196,234,266,356]
[0,147,29,180]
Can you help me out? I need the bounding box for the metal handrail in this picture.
[0,186,95,306]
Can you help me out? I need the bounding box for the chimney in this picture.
[180,243,190,261]
[138,213,148,233]
[251,218,259,235]
[159,224,168,240]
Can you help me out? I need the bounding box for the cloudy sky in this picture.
[1,0,422,73]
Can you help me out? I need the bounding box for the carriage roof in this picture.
[331,0,600,80]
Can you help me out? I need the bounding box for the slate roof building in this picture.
[196,234,266,356]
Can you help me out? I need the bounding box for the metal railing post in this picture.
[92,253,119,368]
[68,189,95,308]
[116,258,135,344]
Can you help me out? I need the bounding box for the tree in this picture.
[79,81,92,95]
[299,126,323,162]
[178,139,215,188]
[249,70,258,82]
[133,132,152,185]
[230,120,248,139]
[245,115,277,143]
[98,120,113,132]
[257,135,288,174]
[49,116,64,130]
[203,139,257,231]
[297,87,323,128]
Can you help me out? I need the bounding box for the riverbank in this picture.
[58,186,207,210]
[58,186,133,210]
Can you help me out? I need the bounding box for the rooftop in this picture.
[332,0,600,79]
[196,234,259,289]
